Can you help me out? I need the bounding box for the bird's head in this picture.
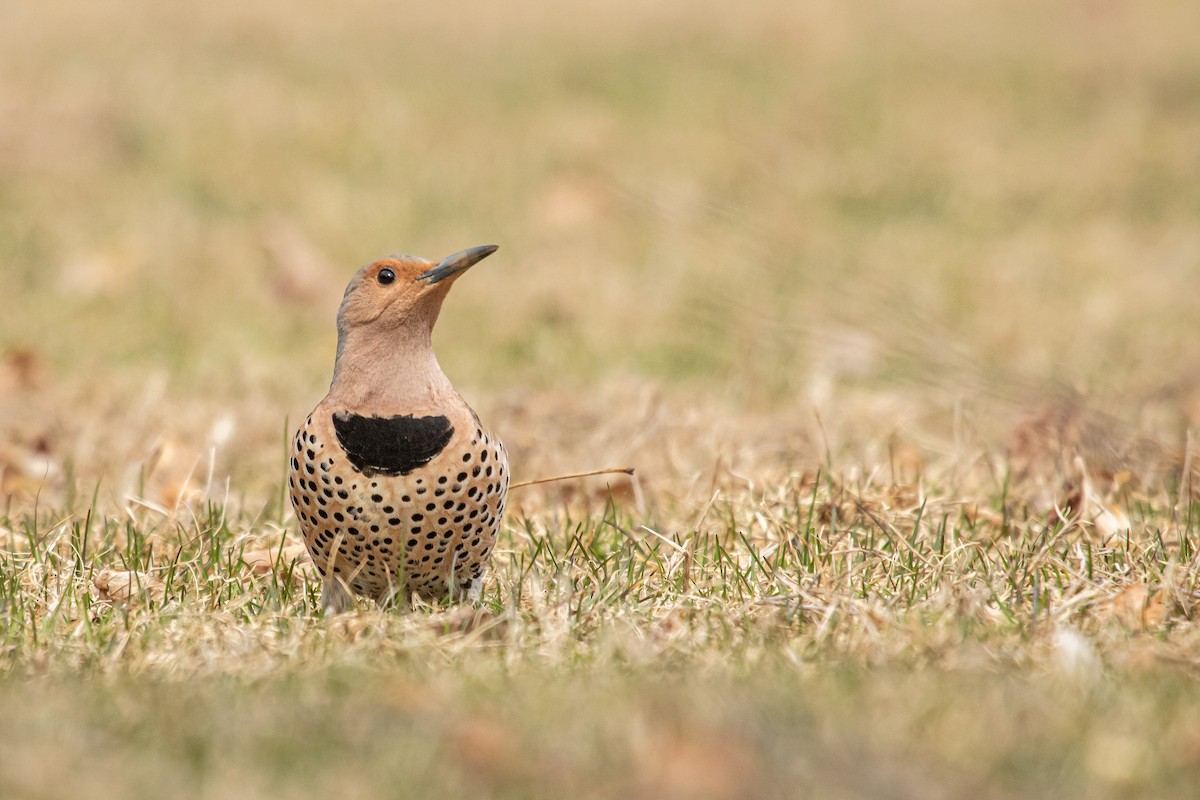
[335,244,498,342]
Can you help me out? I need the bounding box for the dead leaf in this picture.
[816,501,855,525]
[241,543,312,579]
[1108,583,1168,631]
[92,569,165,604]
[0,437,60,498]
[158,479,202,509]
[1056,457,1131,541]
[1092,502,1132,541]
[137,437,203,511]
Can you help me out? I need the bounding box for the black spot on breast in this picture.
[332,412,454,476]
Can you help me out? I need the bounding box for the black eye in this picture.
[377,268,396,285]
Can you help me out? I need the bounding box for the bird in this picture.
[289,244,509,614]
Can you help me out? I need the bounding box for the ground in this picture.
[3,0,1200,797]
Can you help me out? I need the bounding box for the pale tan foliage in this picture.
[92,569,166,604]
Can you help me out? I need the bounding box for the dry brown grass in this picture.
[4,0,1200,797]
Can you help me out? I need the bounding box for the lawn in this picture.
[3,0,1200,797]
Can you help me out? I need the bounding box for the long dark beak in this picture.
[418,244,498,284]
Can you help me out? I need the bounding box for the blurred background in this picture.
[5,4,1200,797]
[2,0,1200,504]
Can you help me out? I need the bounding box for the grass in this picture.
[6,459,1200,797]
[4,0,1200,797]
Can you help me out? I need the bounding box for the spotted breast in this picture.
[290,410,507,606]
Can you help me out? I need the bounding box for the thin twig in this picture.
[510,467,635,490]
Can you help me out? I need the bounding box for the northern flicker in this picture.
[289,245,509,613]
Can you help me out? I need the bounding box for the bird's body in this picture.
[289,245,508,613]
